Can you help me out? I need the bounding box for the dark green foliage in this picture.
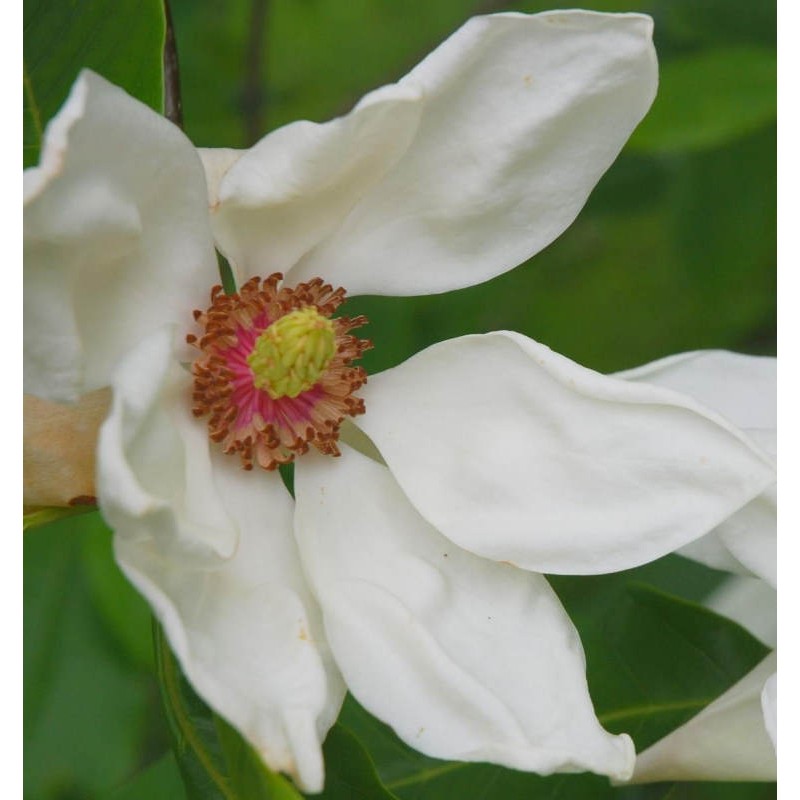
[23,0,165,167]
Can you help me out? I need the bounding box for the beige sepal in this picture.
[23,389,111,508]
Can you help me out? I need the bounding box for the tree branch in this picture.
[242,0,269,144]
[163,0,183,129]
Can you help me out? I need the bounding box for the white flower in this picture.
[23,11,775,793]
[617,351,777,782]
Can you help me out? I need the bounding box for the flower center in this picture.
[247,306,336,399]
[187,274,372,471]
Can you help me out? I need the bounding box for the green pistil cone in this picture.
[248,307,336,399]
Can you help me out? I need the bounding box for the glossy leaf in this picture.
[215,716,303,800]
[106,753,187,800]
[23,504,96,531]
[317,726,400,800]
[581,583,770,749]
[23,0,165,166]
[24,518,149,799]
[80,512,155,671]
[629,47,776,154]
[154,623,238,800]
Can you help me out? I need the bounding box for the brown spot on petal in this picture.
[24,389,110,508]
[69,495,98,506]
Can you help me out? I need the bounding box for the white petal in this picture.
[288,11,657,295]
[620,352,777,586]
[676,486,776,586]
[761,673,777,751]
[197,147,243,209]
[712,480,776,587]
[97,328,344,793]
[705,576,777,648]
[294,445,634,780]
[691,433,776,586]
[677,478,776,586]
[615,350,776,431]
[675,535,752,578]
[203,83,423,284]
[24,70,218,402]
[630,653,777,783]
[354,332,775,575]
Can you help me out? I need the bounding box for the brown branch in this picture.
[163,0,183,129]
[242,0,269,145]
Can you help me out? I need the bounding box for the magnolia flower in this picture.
[616,351,777,782]
[24,10,776,794]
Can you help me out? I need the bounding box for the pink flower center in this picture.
[186,273,371,470]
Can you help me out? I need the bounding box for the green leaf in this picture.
[154,623,235,799]
[24,517,150,799]
[317,725,400,800]
[80,512,155,671]
[629,47,776,155]
[23,504,96,531]
[215,716,303,800]
[23,0,166,167]
[622,784,777,800]
[106,753,187,800]
[154,624,302,799]
[582,583,770,749]
[340,581,772,799]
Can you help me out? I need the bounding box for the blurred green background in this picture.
[171,0,776,375]
[24,0,776,798]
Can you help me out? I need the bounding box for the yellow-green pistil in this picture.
[247,306,337,399]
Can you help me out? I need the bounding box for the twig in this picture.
[243,0,269,144]
[163,0,184,129]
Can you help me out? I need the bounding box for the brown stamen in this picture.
[188,273,372,470]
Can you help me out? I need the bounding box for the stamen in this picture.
[187,273,372,470]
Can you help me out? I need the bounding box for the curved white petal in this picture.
[761,673,777,751]
[675,535,752,578]
[203,83,423,284]
[706,576,777,648]
[294,445,634,780]
[287,10,657,295]
[615,350,776,432]
[630,653,777,783]
[354,332,775,575]
[98,328,344,792]
[712,478,776,587]
[677,481,776,586]
[198,147,243,209]
[686,430,776,586]
[620,352,777,586]
[677,483,776,586]
[24,70,218,402]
